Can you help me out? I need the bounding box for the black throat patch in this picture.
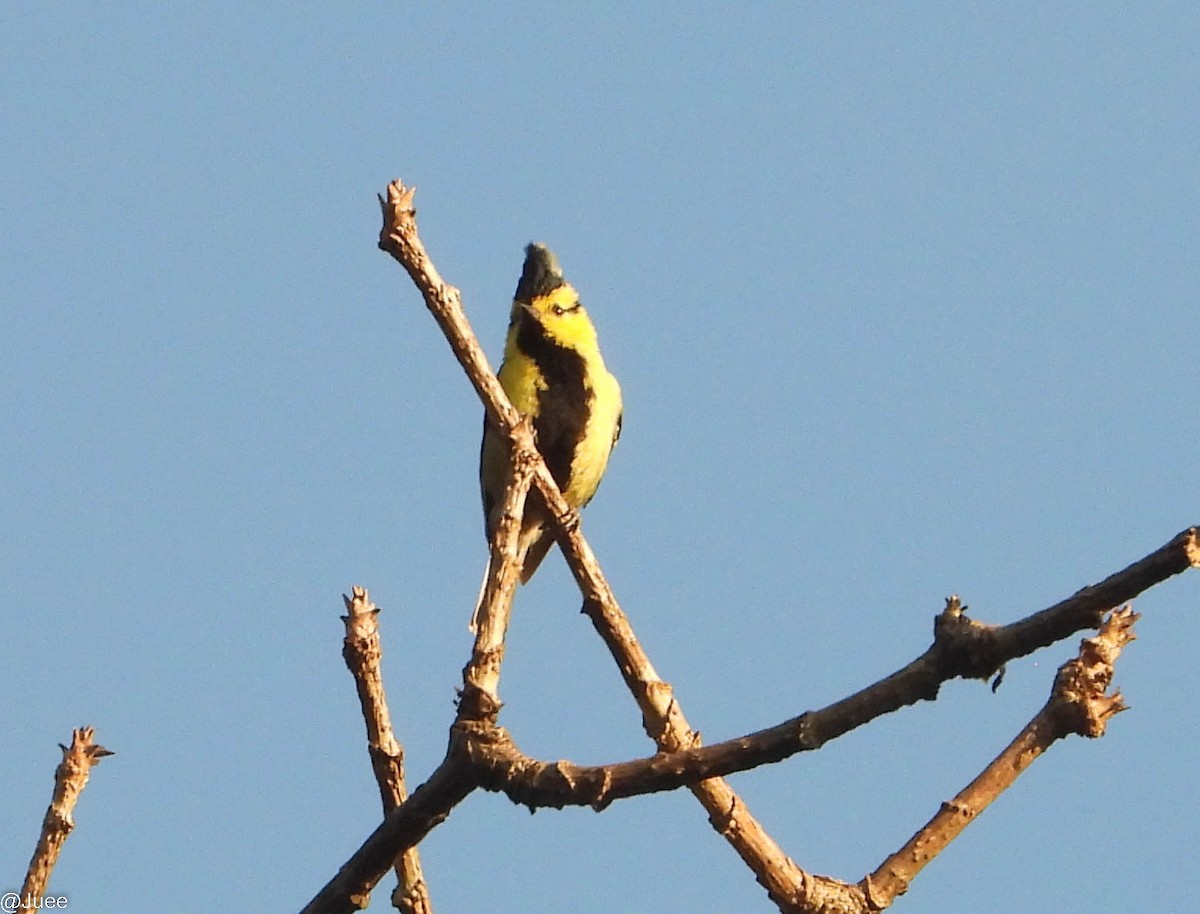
[515,312,592,491]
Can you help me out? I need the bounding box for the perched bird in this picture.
[473,243,623,630]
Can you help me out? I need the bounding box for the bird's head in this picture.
[511,243,599,351]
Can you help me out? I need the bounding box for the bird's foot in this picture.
[556,506,581,533]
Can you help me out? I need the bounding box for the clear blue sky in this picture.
[3,5,1197,912]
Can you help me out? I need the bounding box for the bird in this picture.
[472,242,623,631]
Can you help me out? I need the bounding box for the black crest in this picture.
[514,243,566,302]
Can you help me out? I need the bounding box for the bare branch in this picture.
[865,607,1139,908]
[341,587,433,914]
[377,183,518,440]
[990,526,1198,662]
[300,759,475,914]
[21,727,113,901]
[454,525,1194,817]
[778,528,1198,758]
[459,422,538,719]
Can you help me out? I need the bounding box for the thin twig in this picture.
[376,183,520,441]
[20,727,113,901]
[341,587,434,914]
[991,526,1199,661]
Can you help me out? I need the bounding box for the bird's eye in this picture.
[552,305,565,316]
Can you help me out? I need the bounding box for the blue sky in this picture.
[3,4,1197,912]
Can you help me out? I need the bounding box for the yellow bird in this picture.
[473,243,622,629]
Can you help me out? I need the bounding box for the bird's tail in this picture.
[518,529,554,584]
[468,552,497,634]
[468,525,555,632]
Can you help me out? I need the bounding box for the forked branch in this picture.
[865,607,1140,908]
[377,179,807,906]
[300,181,1198,914]
[459,538,1192,808]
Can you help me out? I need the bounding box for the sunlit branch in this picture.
[341,587,434,913]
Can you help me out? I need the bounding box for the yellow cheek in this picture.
[541,286,579,314]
